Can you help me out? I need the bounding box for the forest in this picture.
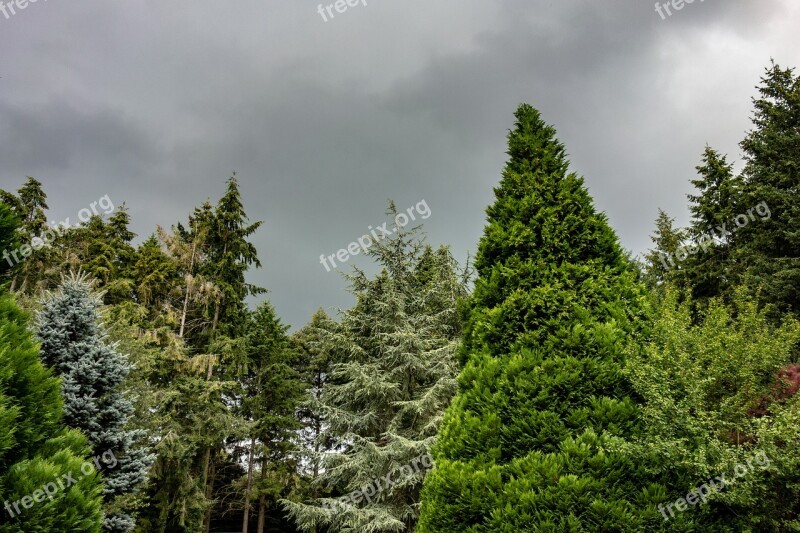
[1,62,799,532]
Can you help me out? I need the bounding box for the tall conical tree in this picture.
[418,105,655,531]
[36,274,153,532]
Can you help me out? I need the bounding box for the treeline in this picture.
[0,60,798,532]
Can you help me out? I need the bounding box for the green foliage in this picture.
[0,209,104,531]
[620,286,800,530]
[284,213,465,532]
[36,274,153,532]
[418,104,651,532]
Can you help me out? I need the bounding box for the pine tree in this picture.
[0,204,104,532]
[284,213,465,532]
[36,274,153,532]
[418,105,654,531]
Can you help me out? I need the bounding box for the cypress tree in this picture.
[418,105,653,531]
[36,274,153,532]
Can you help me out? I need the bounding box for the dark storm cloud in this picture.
[0,0,798,327]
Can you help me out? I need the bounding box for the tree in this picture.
[0,203,104,532]
[293,309,336,509]
[642,209,688,289]
[676,148,739,303]
[622,286,800,530]
[236,302,306,533]
[418,104,654,531]
[732,62,800,318]
[36,274,153,532]
[284,213,465,532]
[0,177,52,293]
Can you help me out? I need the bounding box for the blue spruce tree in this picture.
[36,273,153,532]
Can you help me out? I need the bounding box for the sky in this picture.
[1,0,799,328]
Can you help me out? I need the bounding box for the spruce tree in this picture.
[680,148,739,301]
[284,214,465,532]
[36,274,153,532]
[733,62,800,317]
[418,105,654,531]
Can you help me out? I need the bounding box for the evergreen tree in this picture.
[236,302,306,533]
[418,105,654,531]
[642,209,687,289]
[733,62,800,317]
[0,177,52,293]
[284,213,465,532]
[294,309,336,506]
[681,148,740,302]
[36,274,153,532]
[0,204,104,532]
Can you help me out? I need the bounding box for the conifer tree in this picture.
[294,309,336,504]
[642,209,687,289]
[0,177,51,293]
[418,105,654,531]
[284,214,465,532]
[680,147,740,302]
[36,274,153,532]
[733,62,800,317]
[236,302,306,533]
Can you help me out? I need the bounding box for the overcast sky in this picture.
[1,0,799,328]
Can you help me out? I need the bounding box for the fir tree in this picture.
[36,274,153,532]
[284,213,465,532]
[418,105,654,531]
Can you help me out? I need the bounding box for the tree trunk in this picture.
[178,239,197,338]
[242,437,256,533]
[203,446,215,533]
[256,457,268,533]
